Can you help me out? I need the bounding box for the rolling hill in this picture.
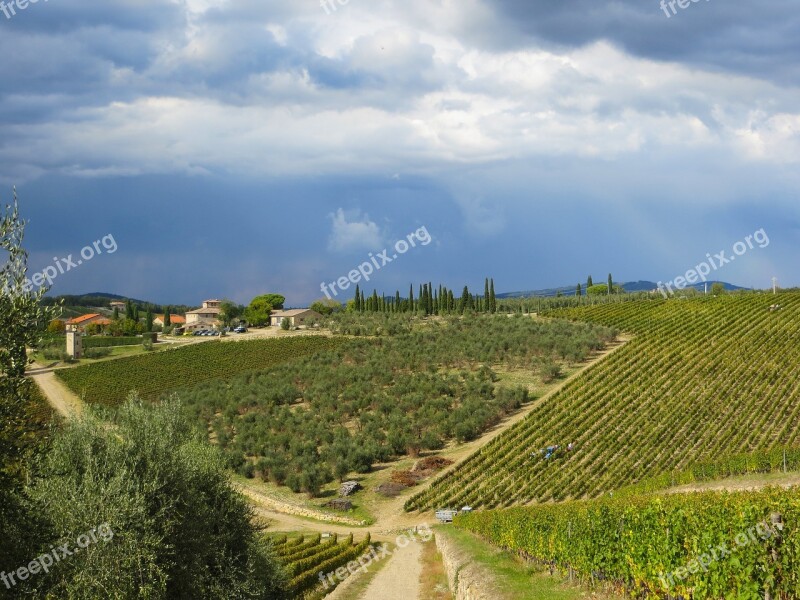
[408,292,800,511]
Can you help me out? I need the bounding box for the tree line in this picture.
[350,277,498,315]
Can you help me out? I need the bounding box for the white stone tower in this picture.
[66,323,82,359]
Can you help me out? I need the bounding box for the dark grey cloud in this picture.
[0,0,185,35]
[0,0,797,302]
[487,0,800,85]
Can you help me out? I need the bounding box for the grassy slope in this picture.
[410,293,800,510]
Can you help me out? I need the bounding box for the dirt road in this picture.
[30,369,83,418]
[359,538,423,600]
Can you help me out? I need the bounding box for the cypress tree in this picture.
[354,284,361,312]
[164,307,171,327]
[113,307,119,321]
[608,273,613,294]
[145,309,154,332]
[576,283,582,297]
[409,284,414,312]
[484,278,490,313]
[587,275,593,288]
[489,278,496,313]
[459,286,470,314]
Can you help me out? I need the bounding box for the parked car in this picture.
[234,326,247,333]
[193,330,206,336]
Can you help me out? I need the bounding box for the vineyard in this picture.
[177,315,615,495]
[455,486,800,599]
[407,293,800,511]
[269,532,372,597]
[55,336,342,406]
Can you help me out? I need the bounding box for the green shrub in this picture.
[42,347,71,361]
[26,397,288,599]
[83,336,140,348]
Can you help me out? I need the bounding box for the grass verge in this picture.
[419,535,452,600]
[441,527,621,600]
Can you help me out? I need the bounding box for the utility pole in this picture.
[772,277,778,295]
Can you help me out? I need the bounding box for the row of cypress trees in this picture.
[353,277,498,315]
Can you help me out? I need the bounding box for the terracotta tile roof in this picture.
[65,313,102,325]
[156,314,186,323]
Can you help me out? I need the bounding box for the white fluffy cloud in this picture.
[2,10,798,189]
[327,208,384,252]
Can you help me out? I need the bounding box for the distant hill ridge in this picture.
[497,280,749,299]
[43,292,194,314]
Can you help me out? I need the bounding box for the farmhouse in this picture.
[109,300,126,312]
[153,314,186,327]
[269,309,322,327]
[185,299,222,330]
[65,313,112,332]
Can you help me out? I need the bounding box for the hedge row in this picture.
[83,336,142,348]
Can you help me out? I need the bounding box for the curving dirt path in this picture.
[359,538,423,600]
[30,369,84,418]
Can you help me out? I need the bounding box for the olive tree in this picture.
[27,396,288,599]
[0,192,59,585]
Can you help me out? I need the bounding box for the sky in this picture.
[0,0,798,306]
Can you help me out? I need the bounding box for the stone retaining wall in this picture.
[434,529,497,600]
